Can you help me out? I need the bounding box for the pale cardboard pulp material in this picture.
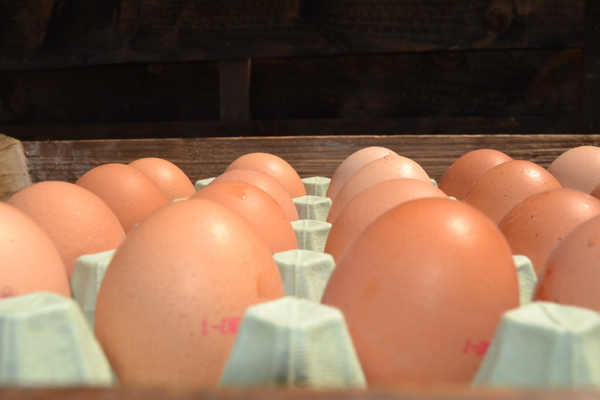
[70,249,117,331]
[219,296,366,389]
[273,249,336,303]
[0,292,114,387]
[473,301,600,389]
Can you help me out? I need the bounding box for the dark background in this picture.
[0,0,597,140]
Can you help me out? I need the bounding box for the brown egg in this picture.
[326,146,398,201]
[190,181,298,253]
[0,202,71,298]
[321,198,519,387]
[498,188,600,276]
[95,199,284,387]
[224,153,306,198]
[128,157,196,201]
[324,178,447,261]
[322,198,519,385]
[463,160,562,224]
[211,168,299,221]
[547,146,600,194]
[438,149,513,200]
[7,181,126,278]
[327,154,431,224]
[535,214,600,312]
[75,163,170,233]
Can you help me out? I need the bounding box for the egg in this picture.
[327,154,431,224]
[547,146,600,194]
[463,160,562,224]
[0,201,71,298]
[224,153,306,198]
[324,178,447,261]
[321,197,519,386]
[326,146,398,201]
[210,169,299,221]
[535,214,600,312]
[128,157,196,201]
[7,181,126,278]
[438,149,513,200]
[94,198,285,387]
[498,188,600,276]
[190,181,298,253]
[75,163,171,233]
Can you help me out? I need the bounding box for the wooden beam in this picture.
[0,0,584,72]
[220,60,251,122]
[583,0,600,133]
[21,134,600,184]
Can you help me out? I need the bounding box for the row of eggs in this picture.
[3,145,600,389]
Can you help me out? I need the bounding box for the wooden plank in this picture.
[21,134,600,184]
[0,116,581,142]
[0,134,31,200]
[0,386,599,400]
[583,0,600,133]
[220,59,251,122]
[0,49,582,134]
[0,61,219,127]
[249,49,581,121]
[0,0,584,71]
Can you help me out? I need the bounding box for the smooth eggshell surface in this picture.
[327,154,430,224]
[463,160,562,224]
[0,201,71,298]
[535,214,600,312]
[224,152,306,198]
[128,157,196,201]
[547,146,600,194]
[75,163,171,233]
[438,149,513,200]
[324,178,447,261]
[322,197,519,387]
[498,188,600,276]
[7,181,126,278]
[211,169,299,221]
[326,146,398,201]
[94,199,285,388]
[191,181,298,253]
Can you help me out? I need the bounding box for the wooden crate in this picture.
[0,0,597,140]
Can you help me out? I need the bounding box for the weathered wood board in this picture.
[0,0,584,71]
[20,134,600,184]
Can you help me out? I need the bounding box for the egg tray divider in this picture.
[2,176,598,390]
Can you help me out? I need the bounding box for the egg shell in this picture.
[128,157,196,201]
[535,214,600,312]
[326,146,398,201]
[94,198,285,387]
[224,153,306,198]
[324,178,447,261]
[498,188,600,276]
[463,160,562,225]
[0,202,71,298]
[7,181,126,278]
[190,181,298,253]
[75,163,171,233]
[211,169,299,221]
[547,146,600,194]
[438,149,513,200]
[327,154,430,224]
[321,197,520,386]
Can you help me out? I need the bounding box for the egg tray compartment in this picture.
[1,176,598,390]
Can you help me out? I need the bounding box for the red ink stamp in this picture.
[201,317,242,336]
[463,338,490,356]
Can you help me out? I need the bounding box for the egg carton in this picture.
[1,176,598,390]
